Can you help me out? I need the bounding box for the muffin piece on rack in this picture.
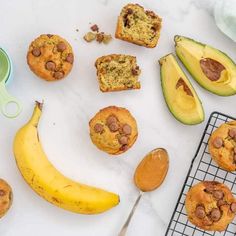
[209,120,236,171]
[186,181,236,231]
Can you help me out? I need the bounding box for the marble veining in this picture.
[0,0,235,236]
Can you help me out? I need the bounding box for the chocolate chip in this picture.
[120,144,129,152]
[96,32,104,43]
[45,61,56,71]
[32,48,41,57]
[204,183,215,193]
[122,124,132,135]
[0,189,5,196]
[213,190,224,200]
[94,123,104,133]
[151,23,160,32]
[123,11,132,28]
[66,53,74,64]
[234,147,236,154]
[127,8,133,14]
[210,208,221,221]
[212,137,223,149]
[90,24,99,32]
[131,66,140,75]
[217,200,227,207]
[195,206,206,219]
[146,10,156,18]
[53,71,64,80]
[106,115,118,125]
[229,128,236,138]
[200,58,225,82]
[57,42,67,52]
[109,122,119,132]
[47,34,53,38]
[123,17,130,27]
[119,136,128,145]
[230,202,236,213]
[204,181,219,191]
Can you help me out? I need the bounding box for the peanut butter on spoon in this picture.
[134,148,169,192]
[118,148,169,236]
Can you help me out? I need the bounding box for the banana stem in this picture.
[28,101,43,127]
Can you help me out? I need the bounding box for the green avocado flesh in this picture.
[159,54,204,125]
[175,35,236,96]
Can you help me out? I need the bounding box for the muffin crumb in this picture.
[90,24,99,32]
[83,32,96,42]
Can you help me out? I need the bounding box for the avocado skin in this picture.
[174,35,236,96]
[159,54,205,125]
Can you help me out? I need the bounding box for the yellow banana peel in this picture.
[13,102,119,214]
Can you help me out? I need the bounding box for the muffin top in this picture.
[209,121,236,171]
[89,106,138,155]
[185,181,236,231]
[27,34,74,81]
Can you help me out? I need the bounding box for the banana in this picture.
[13,102,119,214]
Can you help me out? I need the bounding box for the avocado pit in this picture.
[176,78,193,96]
[200,58,225,82]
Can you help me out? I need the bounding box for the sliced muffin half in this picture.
[95,54,141,92]
[115,4,162,48]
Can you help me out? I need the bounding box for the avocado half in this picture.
[159,54,204,125]
[175,35,236,96]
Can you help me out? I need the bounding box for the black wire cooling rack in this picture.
[165,111,236,236]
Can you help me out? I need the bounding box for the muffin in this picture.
[95,54,141,92]
[89,106,138,155]
[209,121,236,171]
[27,34,74,81]
[185,181,236,231]
[115,3,162,48]
[0,179,13,219]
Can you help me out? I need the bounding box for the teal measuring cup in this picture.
[0,48,21,118]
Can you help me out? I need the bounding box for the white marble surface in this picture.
[0,0,235,235]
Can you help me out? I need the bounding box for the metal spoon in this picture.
[118,148,169,236]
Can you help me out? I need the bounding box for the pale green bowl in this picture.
[0,48,21,118]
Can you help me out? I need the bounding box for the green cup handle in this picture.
[0,82,22,118]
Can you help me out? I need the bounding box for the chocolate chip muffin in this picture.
[95,54,141,92]
[0,179,13,219]
[185,181,236,231]
[115,4,162,48]
[209,121,236,171]
[27,34,74,81]
[89,106,138,155]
